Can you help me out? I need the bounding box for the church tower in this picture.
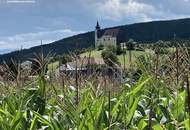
[95,21,100,47]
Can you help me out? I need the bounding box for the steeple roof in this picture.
[96,21,100,29]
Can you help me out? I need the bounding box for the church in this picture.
[95,21,120,48]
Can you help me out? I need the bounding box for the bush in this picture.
[107,45,117,54]
[126,39,135,50]
[116,45,124,55]
[60,54,73,64]
[97,44,104,51]
[101,49,120,67]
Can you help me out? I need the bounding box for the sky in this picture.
[0,0,190,54]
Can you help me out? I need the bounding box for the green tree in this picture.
[127,39,136,67]
[126,39,135,50]
[97,44,104,51]
[107,45,117,54]
[101,49,120,67]
[116,45,123,55]
[60,54,72,64]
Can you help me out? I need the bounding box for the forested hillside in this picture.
[1,18,190,63]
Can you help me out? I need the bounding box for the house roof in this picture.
[58,62,87,72]
[57,57,105,72]
[82,57,105,65]
[97,28,120,39]
[103,28,120,37]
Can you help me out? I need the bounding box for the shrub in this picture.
[60,54,73,64]
[107,45,117,54]
[97,44,104,51]
[116,45,124,55]
[101,49,120,67]
[126,39,135,50]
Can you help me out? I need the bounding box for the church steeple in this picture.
[95,21,100,48]
[96,21,100,30]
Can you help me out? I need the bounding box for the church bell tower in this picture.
[95,21,100,47]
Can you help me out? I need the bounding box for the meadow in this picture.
[80,49,148,68]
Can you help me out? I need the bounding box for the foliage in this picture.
[98,44,104,51]
[101,49,120,67]
[31,53,49,75]
[0,70,190,130]
[154,47,169,55]
[60,54,73,64]
[106,45,117,54]
[126,39,135,50]
[1,45,190,130]
[116,45,124,55]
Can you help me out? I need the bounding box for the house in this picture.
[55,61,86,77]
[95,21,120,48]
[55,57,106,76]
[55,57,122,82]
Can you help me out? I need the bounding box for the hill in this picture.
[1,18,190,63]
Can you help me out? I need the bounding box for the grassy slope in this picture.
[48,49,148,71]
[80,50,102,58]
[80,49,147,68]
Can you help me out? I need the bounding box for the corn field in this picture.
[0,44,190,130]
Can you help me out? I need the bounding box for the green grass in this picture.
[48,61,59,72]
[167,47,176,53]
[80,49,147,68]
[80,50,103,58]
[118,51,147,68]
[48,49,148,70]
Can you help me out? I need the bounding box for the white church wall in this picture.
[96,36,117,47]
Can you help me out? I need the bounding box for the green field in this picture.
[48,61,59,72]
[80,50,148,68]
[48,49,148,71]
[80,50,102,58]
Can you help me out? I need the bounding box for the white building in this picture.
[95,21,119,48]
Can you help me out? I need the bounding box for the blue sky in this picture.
[0,0,190,54]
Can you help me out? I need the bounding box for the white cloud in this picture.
[95,0,155,22]
[0,29,84,54]
[95,0,190,22]
[1,0,190,54]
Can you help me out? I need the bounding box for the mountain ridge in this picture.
[1,18,190,63]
